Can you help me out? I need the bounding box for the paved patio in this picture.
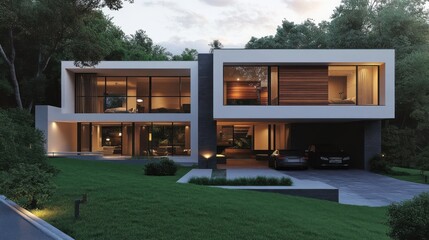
[281,169,429,207]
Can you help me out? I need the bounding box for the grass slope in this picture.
[33,158,389,240]
[386,167,429,184]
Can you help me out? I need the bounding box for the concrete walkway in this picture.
[0,196,73,240]
[281,170,429,207]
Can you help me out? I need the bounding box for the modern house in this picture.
[35,49,395,169]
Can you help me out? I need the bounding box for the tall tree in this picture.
[0,0,133,110]
[246,0,429,166]
[246,20,328,49]
[172,48,198,61]
[209,40,223,53]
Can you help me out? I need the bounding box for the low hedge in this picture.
[188,176,293,186]
[144,158,178,176]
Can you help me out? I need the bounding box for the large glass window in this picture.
[75,75,191,113]
[224,65,379,106]
[224,66,268,105]
[358,66,378,105]
[78,122,190,156]
[128,77,149,113]
[328,66,357,105]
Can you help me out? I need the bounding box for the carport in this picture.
[289,121,381,170]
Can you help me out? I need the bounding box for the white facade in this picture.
[37,61,199,163]
[35,49,395,166]
[213,49,395,120]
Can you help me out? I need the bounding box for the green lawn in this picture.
[386,166,429,184]
[33,158,389,240]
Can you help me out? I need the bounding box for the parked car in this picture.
[307,144,350,168]
[269,150,308,170]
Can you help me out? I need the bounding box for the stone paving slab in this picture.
[281,169,429,207]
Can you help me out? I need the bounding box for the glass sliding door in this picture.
[135,123,150,156]
[101,125,122,155]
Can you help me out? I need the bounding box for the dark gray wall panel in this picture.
[198,54,217,168]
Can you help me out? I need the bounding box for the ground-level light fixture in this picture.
[202,152,213,159]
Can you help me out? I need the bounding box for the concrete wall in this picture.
[363,120,382,170]
[213,49,395,120]
[198,54,217,168]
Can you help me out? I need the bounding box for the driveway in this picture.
[280,170,429,207]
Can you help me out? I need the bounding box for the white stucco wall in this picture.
[40,61,199,162]
[213,49,395,120]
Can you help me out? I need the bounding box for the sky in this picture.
[102,0,342,55]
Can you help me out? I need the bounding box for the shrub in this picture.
[387,192,429,240]
[0,109,57,209]
[188,176,293,186]
[0,163,55,209]
[144,158,177,176]
[369,154,391,174]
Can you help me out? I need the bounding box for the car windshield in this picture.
[316,144,341,152]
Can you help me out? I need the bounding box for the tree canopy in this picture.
[246,0,429,167]
[0,0,197,110]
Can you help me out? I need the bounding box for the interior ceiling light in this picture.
[137,99,143,103]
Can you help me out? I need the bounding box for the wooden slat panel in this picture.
[279,66,328,105]
[227,82,259,99]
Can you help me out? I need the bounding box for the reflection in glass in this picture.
[224,66,268,105]
[105,96,127,113]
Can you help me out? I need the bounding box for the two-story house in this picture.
[36,49,395,169]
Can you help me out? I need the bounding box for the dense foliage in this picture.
[0,163,55,209]
[144,158,178,176]
[0,0,197,110]
[388,192,429,240]
[246,0,429,169]
[0,109,56,208]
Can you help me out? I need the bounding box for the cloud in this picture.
[198,0,235,7]
[160,37,211,55]
[282,0,324,15]
[174,11,207,29]
[143,0,207,29]
[216,7,277,34]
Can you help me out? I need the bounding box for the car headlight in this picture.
[320,156,329,161]
[343,157,350,161]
